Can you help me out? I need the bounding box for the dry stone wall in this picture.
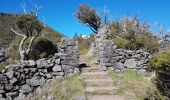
[0,38,79,100]
[92,39,151,74]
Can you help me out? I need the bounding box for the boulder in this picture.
[6,91,19,98]
[26,77,46,87]
[52,65,62,72]
[124,59,137,69]
[28,60,36,66]
[9,78,17,85]
[19,84,33,94]
[5,70,14,79]
[37,59,49,68]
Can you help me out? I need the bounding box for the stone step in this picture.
[83,74,110,79]
[85,86,117,95]
[81,67,101,73]
[82,71,109,76]
[82,72,110,79]
[85,79,114,87]
[87,95,125,100]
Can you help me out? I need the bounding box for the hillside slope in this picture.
[0,13,64,48]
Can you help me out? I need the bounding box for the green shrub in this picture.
[28,36,57,60]
[135,35,159,53]
[114,36,130,49]
[148,48,170,98]
[148,49,170,71]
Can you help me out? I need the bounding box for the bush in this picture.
[135,35,159,53]
[148,49,170,98]
[114,36,130,49]
[28,36,57,60]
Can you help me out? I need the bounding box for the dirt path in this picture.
[80,53,125,100]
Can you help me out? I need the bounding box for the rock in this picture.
[37,59,49,68]
[47,95,56,100]
[28,60,36,66]
[75,96,86,100]
[55,58,61,64]
[10,78,17,85]
[15,92,26,100]
[6,91,19,98]
[5,70,14,79]
[19,84,33,94]
[52,65,62,72]
[26,77,46,87]
[114,62,124,72]
[0,84,5,93]
[46,73,52,79]
[0,74,8,84]
[5,84,13,91]
[0,97,6,100]
[138,69,147,75]
[124,59,137,69]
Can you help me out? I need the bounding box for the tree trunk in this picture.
[11,28,34,60]
[19,35,27,60]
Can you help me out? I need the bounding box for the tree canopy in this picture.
[75,4,101,33]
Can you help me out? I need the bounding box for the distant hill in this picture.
[0,13,64,48]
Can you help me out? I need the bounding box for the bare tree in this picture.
[31,3,42,17]
[75,4,101,33]
[11,14,43,60]
[21,3,27,14]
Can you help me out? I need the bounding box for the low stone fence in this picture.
[92,39,151,74]
[0,38,79,100]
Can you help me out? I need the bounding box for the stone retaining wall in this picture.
[92,39,151,74]
[0,38,79,100]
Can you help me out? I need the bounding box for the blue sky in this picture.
[0,0,170,38]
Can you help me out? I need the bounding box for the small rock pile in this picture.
[0,38,79,100]
[0,48,7,64]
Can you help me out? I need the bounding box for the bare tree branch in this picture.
[11,28,25,37]
[21,3,27,14]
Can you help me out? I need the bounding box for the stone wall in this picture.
[0,38,79,100]
[92,39,151,74]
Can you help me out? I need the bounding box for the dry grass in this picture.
[42,72,85,100]
[109,69,154,100]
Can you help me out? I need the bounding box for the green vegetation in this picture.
[147,48,170,99]
[109,17,160,54]
[0,13,64,69]
[148,49,170,71]
[28,36,57,60]
[114,36,130,49]
[0,13,64,48]
[38,72,85,100]
[75,4,101,33]
[109,69,153,99]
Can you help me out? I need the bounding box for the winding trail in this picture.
[80,53,125,100]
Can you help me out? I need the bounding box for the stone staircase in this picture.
[81,66,125,100]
